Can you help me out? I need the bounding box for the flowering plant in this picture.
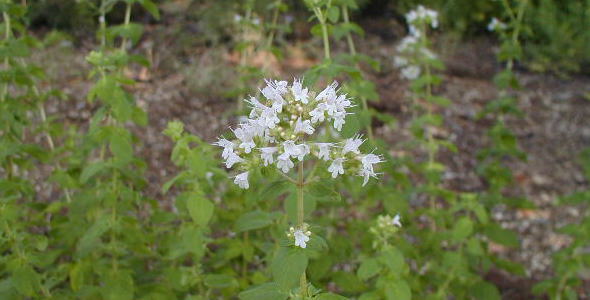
[216,78,383,297]
[216,78,382,190]
[393,5,440,81]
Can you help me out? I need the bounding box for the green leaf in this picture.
[317,293,349,300]
[239,282,287,300]
[469,281,501,300]
[108,23,144,45]
[110,129,133,164]
[234,211,274,232]
[271,247,308,291]
[333,271,366,293]
[483,224,520,248]
[379,247,405,274]
[80,162,109,183]
[256,180,291,207]
[357,258,382,281]
[384,279,411,300]
[327,6,340,23]
[204,274,238,289]
[101,269,134,300]
[69,262,86,291]
[139,0,160,19]
[76,218,110,258]
[166,226,204,259]
[12,264,38,297]
[187,194,214,226]
[452,217,474,242]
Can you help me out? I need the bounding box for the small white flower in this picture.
[328,158,345,178]
[392,214,402,227]
[361,153,382,173]
[295,143,310,161]
[214,138,234,160]
[359,153,382,186]
[225,152,244,168]
[276,152,294,173]
[259,147,278,166]
[315,143,333,161]
[342,135,364,155]
[406,10,417,23]
[295,118,315,135]
[332,112,346,131]
[377,214,402,229]
[261,80,287,112]
[396,36,418,53]
[487,17,507,32]
[359,168,378,186]
[309,103,327,123]
[294,229,310,248]
[291,78,309,104]
[259,106,280,129]
[421,48,437,60]
[234,171,249,189]
[233,125,256,153]
[273,80,289,94]
[401,65,421,80]
[408,25,421,37]
[316,81,338,101]
[283,140,300,158]
[393,56,408,68]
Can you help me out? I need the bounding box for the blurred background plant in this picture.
[26,0,590,74]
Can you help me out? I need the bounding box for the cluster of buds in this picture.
[393,6,439,80]
[287,223,312,249]
[370,214,402,247]
[215,78,383,189]
[487,17,507,32]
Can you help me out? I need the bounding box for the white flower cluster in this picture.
[393,6,439,80]
[377,214,402,228]
[287,223,312,248]
[487,17,507,32]
[405,5,439,37]
[215,79,383,189]
[370,214,402,246]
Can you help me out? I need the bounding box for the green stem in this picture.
[237,6,253,112]
[297,161,307,297]
[342,6,356,56]
[120,2,132,51]
[38,100,73,203]
[297,161,304,225]
[419,22,437,230]
[1,11,11,102]
[266,0,282,49]
[314,7,330,60]
[242,231,249,277]
[503,0,527,71]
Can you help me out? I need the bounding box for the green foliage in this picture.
[533,149,590,299]
[523,0,590,73]
[0,0,586,299]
